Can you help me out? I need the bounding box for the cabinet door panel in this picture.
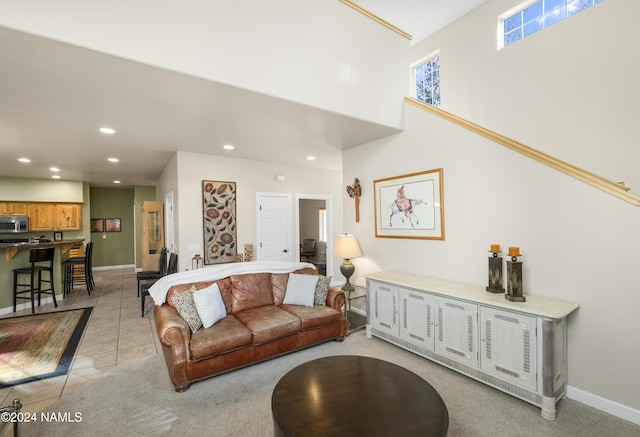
[370,282,398,335]
[400,287,435,349]
[481,307,537,390]
[29,204,56,230]
[435,298,478,367]
[56,204,82,230]
[9,203,28,215]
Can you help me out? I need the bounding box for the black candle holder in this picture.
[486,251,505,293]
[506,255,525,302]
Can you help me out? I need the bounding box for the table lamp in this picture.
[333,234,362,292]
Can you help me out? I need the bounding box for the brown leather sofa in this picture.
[154,267,347,391]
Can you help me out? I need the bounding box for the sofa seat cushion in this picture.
[190,315,252,361]
[280,305,343,331]
[234,305,301,345]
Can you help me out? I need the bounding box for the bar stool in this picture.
[63,242,94,296]
[13,246,57,313]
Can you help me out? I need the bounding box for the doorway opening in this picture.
[296,194,332,278]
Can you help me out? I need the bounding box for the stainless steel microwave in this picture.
[0,215,29,233]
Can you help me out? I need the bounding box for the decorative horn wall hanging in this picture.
[346,178,362,223]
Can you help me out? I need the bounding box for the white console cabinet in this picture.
[366,271,579,420]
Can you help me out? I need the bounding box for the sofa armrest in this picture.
[154,304,192,391]
[326,286,346,312]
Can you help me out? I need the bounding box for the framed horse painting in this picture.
[373,168,445,240]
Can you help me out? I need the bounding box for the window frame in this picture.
[410,51,441,107]
[499,0,605,49]
[318,207,327,243]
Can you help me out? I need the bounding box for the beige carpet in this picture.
[21,330,640,436]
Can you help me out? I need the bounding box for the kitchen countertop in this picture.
[0,238,85,261]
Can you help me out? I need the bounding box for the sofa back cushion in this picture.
[271,273,288,306]
[231,272,273,313]
[166,277,233,315]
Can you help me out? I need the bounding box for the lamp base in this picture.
[340,259,355,292]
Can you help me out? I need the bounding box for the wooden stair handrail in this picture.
[338,0,412,40]
[405,97,640,206]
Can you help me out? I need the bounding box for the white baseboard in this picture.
[0,295,60,316]
[92,264,136,271]
[567,385,640,426]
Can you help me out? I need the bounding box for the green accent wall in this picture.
[89,187,136,267]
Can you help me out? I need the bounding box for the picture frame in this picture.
[53,231,63,241]
[373,168,445,240]
[203,180,237,264]
[105,218,121,232]
[90,219,104,233]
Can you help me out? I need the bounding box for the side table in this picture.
[344,285,366,332]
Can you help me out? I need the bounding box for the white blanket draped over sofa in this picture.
[148,261,316,305]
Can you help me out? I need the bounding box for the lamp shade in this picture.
[333,234,362,259]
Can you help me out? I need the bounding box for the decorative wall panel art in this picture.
[202,180,237,264]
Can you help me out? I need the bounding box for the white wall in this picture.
[344,102,640,419]
[0,0,408,129]
[156,153,179,257]
[157,151,344,274]
[411,0,640,195]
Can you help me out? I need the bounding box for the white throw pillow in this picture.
[193,283,227,329]
[283,273,319,307]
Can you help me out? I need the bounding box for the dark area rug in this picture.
[0,307,92,387]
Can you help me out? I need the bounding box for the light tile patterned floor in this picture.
[0,268,159,422]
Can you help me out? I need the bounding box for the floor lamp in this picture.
[333,234,362,292]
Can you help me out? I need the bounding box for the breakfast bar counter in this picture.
[0,238,85,261]
[0,237,86,312]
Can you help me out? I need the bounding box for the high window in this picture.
[412,54,440,107]
[502,0,605,47]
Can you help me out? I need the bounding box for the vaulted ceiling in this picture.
[0,1,487,187]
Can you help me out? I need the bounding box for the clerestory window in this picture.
[501,0,605,48]
[412,54,440,107]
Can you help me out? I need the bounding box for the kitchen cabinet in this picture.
[55,204,82,230]
[29,203,56,231]
[28,203,82,231]
[366,271,578,420]
[0,202,28,215]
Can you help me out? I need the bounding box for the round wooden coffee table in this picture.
[272,355,449,436]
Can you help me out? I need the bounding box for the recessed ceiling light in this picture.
[223,144,235,150]
[50,167,60,172]
[113,180,121,184]
[52,175,61,179]
[306,156,316,161]
[100,127,116,134]
[18,158,31,163]
[108,158,119,163]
